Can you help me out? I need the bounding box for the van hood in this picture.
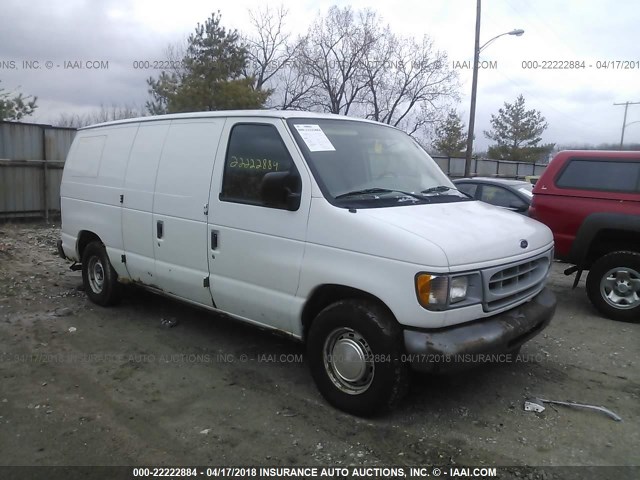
[358,200,553,268]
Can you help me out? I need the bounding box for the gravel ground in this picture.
[0,222,638,478]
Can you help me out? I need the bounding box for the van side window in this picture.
[220,124,299,208]
[67,135,106,177]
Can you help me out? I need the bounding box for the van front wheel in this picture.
[307,299,409,416]
[81,241,121,306]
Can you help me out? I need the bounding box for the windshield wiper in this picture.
[335,188,430,202]
[420,185,457,194]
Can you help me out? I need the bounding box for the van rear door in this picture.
[121,121,170,285]
[152,119,224,306]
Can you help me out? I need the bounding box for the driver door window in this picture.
[220,124,299,209]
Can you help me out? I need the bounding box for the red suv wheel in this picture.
[586,251,640,323]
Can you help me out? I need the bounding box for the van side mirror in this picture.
[260,171,301,211]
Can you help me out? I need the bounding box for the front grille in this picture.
[482,250,551,312]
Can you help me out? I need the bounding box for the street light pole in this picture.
[480,30,525,52]
[464,0,482,178]
[463,0,524,176]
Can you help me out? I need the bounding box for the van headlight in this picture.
[449,276,469,303]
[415,272,480,310]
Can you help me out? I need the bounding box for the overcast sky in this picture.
[1,0,639,150]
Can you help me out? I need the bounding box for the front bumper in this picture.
[403,287,556,373]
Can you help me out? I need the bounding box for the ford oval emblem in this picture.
[520,239,528,249]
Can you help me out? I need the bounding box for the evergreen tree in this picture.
[0,81,37,121]
[431,109,467,156]
[146,12,269,114]
[484,94,553,162]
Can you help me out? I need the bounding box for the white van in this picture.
[59,111,556,415]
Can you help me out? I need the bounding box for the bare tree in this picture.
[283,5,458,138]
[54,103,145,128]
[359,24,395,121]
[241,5,321,110]
[243,5,295,93]
[297,6,380,115]
[361,35,458,135]
[54,113,86,128]
[274,44,319,110]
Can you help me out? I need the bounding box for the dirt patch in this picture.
[0,223,638,476]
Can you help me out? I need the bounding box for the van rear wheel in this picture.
[306,299,409,416]
[81,241,121,306]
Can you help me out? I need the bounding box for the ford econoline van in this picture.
[58,111,556,415]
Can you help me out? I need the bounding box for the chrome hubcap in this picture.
[600,267,640,309]
[88,257,105,294]
[323,327,374,395]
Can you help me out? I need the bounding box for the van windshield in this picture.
[287,118,469,208]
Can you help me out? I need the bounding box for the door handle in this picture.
[211,230,218,249]
[157,220,164,239]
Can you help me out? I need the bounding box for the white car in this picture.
[58,111,556,415]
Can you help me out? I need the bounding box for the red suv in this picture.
[530,150,640,322]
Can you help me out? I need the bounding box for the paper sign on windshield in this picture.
[294,124,336,152]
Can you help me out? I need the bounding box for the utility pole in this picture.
[614,101,640,148]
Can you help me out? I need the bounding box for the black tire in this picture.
[306,299,410,416]
[81,241,121,306]
[586,251,640,323]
